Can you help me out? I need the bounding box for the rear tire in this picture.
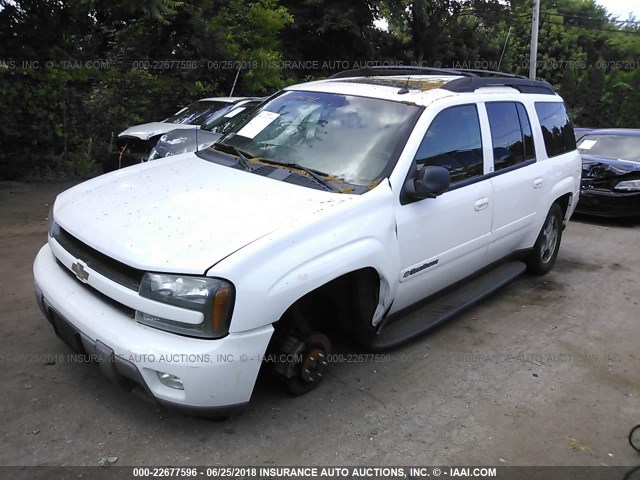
[526,203,563,275]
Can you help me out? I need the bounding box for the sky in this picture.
[373,1,639,31]
[597,0,639,19]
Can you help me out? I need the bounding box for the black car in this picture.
[574,127,593,143]
[577,129,640,218]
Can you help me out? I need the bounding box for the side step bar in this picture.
[370,261,527,351]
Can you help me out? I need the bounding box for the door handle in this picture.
[533,178,543,189]
[474,198,489,211]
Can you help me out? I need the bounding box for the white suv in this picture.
[33,68,581,417]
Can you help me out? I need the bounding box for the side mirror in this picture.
[404,165,451,200]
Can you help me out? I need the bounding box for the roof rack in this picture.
[446,68,526,79]
[329,66,469,79]
[328,65,556,95]
[328,65,528,79]
[442,77,555,95]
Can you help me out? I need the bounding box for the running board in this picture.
[370,261,527,351]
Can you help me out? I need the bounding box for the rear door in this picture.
[483,101,546,263]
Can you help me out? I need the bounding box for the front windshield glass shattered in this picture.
[216,91,420,186]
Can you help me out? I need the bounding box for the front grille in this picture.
[56,259,135,318]
[52,226,144,291]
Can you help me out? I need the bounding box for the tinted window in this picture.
[486,102,527,170]
[534,102,576,157]
[414,105,484,184]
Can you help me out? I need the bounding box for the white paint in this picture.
[34,73,582,410]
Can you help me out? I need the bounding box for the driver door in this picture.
[391,104,494,313]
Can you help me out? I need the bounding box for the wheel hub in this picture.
[300,348,328,383]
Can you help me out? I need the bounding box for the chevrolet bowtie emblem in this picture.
[71,261,89,283]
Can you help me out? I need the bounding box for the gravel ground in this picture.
[0,180,638,467]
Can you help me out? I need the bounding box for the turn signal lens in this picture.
[213,284,231,332]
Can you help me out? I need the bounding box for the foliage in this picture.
[0,0,639,180]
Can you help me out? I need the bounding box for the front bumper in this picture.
[576,188,640,218]
[33,244,273,417]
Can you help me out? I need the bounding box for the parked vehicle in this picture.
[576,128,640,217]
[574,127,593,143]
[103,97,249,172]
[34,67,581,417]
[148,99,264,161]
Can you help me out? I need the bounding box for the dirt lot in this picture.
[1,181,639,467]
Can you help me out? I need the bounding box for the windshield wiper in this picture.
[211,142,254,171]
[255,158,339,192]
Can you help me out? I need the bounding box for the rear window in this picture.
[486,102,536,171]
[165,100,229,125]
[534,102,576,158]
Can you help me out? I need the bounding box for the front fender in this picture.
[267,236,397,325]
[209,183,400,333]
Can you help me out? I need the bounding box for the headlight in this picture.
[137,273,235,339]
[47,202,60,237]
[615,179,640,191]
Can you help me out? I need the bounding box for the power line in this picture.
[541,11,640,26]
[455,7,640,36]
[541,19,640,36]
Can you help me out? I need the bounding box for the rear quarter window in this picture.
[534,102,576,158]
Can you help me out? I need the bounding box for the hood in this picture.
[581,154,640,178]
[148,129,221,160]
[54,155,352,274]
[118,122,199,141]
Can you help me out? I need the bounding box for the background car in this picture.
[574,127,593,143]
[102,97,249,172]
[148,98,264,161]
[577,128,640,217]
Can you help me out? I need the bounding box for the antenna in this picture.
[398,76,411,95]
[498,26,513,70]
[229,67,241,96]
[195,119,200,152]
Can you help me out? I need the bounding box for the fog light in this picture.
[158,372,184,390]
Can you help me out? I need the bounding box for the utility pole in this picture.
[529,0,540,80]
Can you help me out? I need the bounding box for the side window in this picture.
[486,102,529,171]
[516,103,536,161]
[414,105,484,184]
[534,102,577,158]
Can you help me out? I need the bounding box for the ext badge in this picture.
[71,261,89,283]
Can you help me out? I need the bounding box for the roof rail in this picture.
[328,65,528,79]
[442,77,556,95]
[327,65,556,95]
[446,68,527,79]
[328,66,475,79]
